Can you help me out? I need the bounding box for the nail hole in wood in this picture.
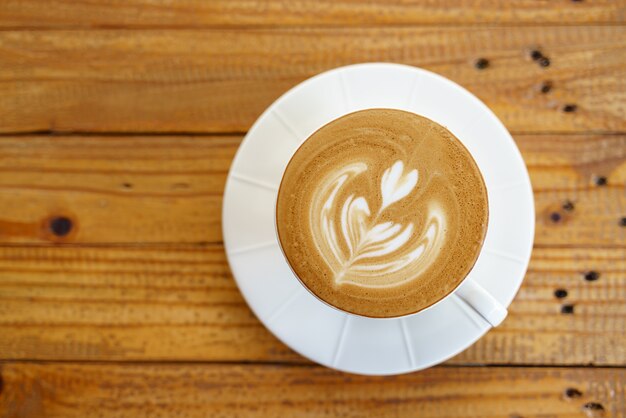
[538,57,550,67]
[584,271,599,282]
[474,58,489,69]
[593,176,607,186]
[550,212,562,223]
[583,402,604,411]
[122,183,133,189]
[49,217,73,237]
[554,289,568,299]
[565,387,583,398]
[562,200,575,211]
[619,217,626,227]
[561,304,574,314]
[562,104,577,113]
[530,50,543,61]
[540,81,553,94]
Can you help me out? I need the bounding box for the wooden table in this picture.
[0,1,625,416]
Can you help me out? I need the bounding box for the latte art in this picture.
[276,109,488,318]
[312,160,445,288]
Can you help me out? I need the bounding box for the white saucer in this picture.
[222,63,534,375]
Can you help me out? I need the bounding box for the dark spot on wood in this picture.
[171,182,190,190]
[49,217,72,237]
[583,402,604,411]
[593,175,607,186]
[530,50,543,60]
[538,57,550,67]
[540,81,552,94]
[474,58,489,69]
[377,396,410,405]
[554,289,568,299]
[122,183,132,189]
[289,378,315,385]
[619,217,626,227]
[584,271,599,282]
[550,212,562,223]
[561,304,574,314]
[571,0,583,2]
[562,104,577,113]
[565,387,583,398]
[562,200,575,211]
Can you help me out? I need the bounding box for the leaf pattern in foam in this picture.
[340,195,370,258]
[312,159,445,288]
[353,223,414,262]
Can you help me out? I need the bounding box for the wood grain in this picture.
[517,134,626,247]
[1,0,624,28]
[1,245,625,365]
[0,135,236,244]
[0,2,622,415]
[0,27,625,134]
[1,362,624,417]
[0,134,624,245]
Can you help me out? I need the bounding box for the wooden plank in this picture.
[1,0,624,28]
[0,134,624,246]
[0,244,298,362]
[0,135,237,244]
[0,27,624,134]
[0,363,624,417]
[1,245,625,365]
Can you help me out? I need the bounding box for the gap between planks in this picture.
[0,131,626,138]
[1,22,626,31]
[1,359,625,370]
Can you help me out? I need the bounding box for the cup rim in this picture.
[274,108,490,320]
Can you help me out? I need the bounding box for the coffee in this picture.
[276,109,488,318]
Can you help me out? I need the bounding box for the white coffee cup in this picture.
[274,111,508,327]
[223,63,534,374]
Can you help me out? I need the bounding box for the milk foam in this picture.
[311,160,445,288]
